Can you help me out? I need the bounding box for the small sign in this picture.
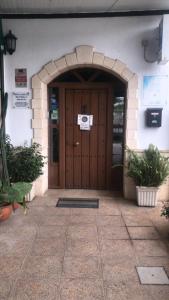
[15,68,27,87]
[143,75,168,106]
[77,114,93,131]
[13,92,31,108]
[51,109,58,120]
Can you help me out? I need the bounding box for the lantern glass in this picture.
[4,30,17,55]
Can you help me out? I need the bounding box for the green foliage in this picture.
[0,93,10,188]
[5,137,45,182]
[127,144,169,187]
[0,181,32,213]
[161,203,169,220]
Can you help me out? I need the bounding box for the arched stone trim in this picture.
[31,45,139,198]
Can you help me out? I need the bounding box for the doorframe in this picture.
[48,82,113,189]
[31,45,138,199]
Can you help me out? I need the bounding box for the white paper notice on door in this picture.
[77,114,93,130]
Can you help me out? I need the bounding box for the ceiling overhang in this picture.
[1,10,169,19]
[0,0,169,18]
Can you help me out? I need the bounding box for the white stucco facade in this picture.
[3,16,169,150]
[2,15,169,200]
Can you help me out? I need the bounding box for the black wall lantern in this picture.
[4,30,17,55]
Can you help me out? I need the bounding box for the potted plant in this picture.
[0,93,32,220]
[5,137,45,201]
[0,92,12,220]
[0,186,13,221]
[127,144,169,207]
[0,181,32,221]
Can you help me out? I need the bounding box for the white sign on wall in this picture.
[13,92,31,108]
[143,75,168,106]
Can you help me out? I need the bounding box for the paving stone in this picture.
[102,256,139,284]
[66,239,99,257]
[60,278,104,300]
[100,239,134,257]
[37,225,67,239]
[96,215,125,226]
[0,235,33,257]
[0,225,37,240]
[123,214,153,226]
[143,285,169,300]
[31,238,66,256]
[0,257,23,278]
[1,190,168,300]
[21,255,63,280]
[69,214,96,225]
[30,206,71,215]
[98,225,130,240]
[10,278,60,300]
[67,225,98,240]
[0,213,37,229]
[99,198,120,208]
[153,223,169,239]
[0,278,13,299]
[70,208,98,215]
[98,206,121,215]
[121,207,150,216]
[104,282,150,300]
[136,267,169,284]
[38,215,69,226]
[128,226,160,240]
[133,240,169,257]
[28,197,57,207]
[62,256,101,279]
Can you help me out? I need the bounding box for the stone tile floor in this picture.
[0,189,169,300]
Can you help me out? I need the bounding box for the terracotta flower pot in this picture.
[0,205,12,221]
[13,202,20,210]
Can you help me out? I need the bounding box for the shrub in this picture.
[5,137,45,182]
[127,144,169,187]
[161,203,169,220]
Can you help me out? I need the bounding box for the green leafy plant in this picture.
[127,144,169,187]
[5,139,45,182]
[0,93,10,190]
[161,204,169,220]
[0,181,32,214]
[0,91,32,216]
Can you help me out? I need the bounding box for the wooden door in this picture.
[65,88,112,189]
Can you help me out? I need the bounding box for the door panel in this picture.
[73,90,82,188]
[65,88,111,189]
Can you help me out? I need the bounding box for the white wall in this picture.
[3,16,169,149]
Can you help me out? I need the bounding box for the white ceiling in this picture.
[0,0,169,14]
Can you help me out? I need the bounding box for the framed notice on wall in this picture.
[15,68,27,87]
[13,92,31,108]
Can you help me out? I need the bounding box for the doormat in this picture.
[56,198,99,208]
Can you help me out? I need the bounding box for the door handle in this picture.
[74,142,80,147]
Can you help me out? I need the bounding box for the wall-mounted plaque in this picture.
[13,92,31,108]
[15,68,27,87]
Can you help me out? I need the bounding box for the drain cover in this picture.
[56,198,99,208]
[136,267,169,285]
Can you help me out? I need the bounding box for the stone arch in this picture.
[31,45,138,198]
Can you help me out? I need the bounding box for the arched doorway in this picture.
[31,46,138,198]
[48,67,126,190]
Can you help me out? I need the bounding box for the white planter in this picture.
[136,186,159,207]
